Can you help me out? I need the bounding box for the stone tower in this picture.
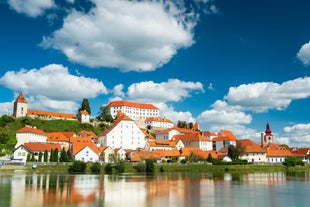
[261,122,274,147]
[13,93,28,118]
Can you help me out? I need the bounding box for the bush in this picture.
[146,159,155,173]
[68,161,87,173]
[104,163,113,174]
[114,160,125,173]
[90,162,102,173]
[180,159,187,164]
[283,156,304,167]
[133,163,146,173]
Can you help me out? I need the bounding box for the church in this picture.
[13,93,90,123]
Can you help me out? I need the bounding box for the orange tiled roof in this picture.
[27,109,76,119]
[173,133,210,142]
[148,140,178,147]
[79,110,89,115]
[24,142,61,152]
[145,117,173,123]
[71,137,99,155]
[16,126,46,136]
[212,130,238,141]
[203,131,217,137]
[77,131,97,139]
[141,129,155,139]
[47,132,70,142]
[290,148,310,156]
[130,150,162,162]
[108,100,158,110]
[15,92,28,103]
[180,148,218,159]
[267,149,292,157]
[156,126,195,135]
[237,139,266,153]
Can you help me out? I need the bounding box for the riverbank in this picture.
[1,162,310,174]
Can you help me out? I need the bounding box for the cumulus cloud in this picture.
[127,79,204,103]
[0,102,13,116]
[225,77,310,112]
[284,123,310,146]
[0,64,107,112]
[8,0,55,17]
[112,84,125,98]
[297,41,310,66]
[40,0,198,71]
[156,102,195,124]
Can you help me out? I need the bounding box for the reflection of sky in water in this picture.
[0,172,310,207]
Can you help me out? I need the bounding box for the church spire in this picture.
[265,122,272,136]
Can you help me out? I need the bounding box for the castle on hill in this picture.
[13,93,89,123]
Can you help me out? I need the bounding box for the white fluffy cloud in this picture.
[127,79,204,103]
[297,41,310,66]
[8,0,55,17]
[0,64,107,112]
[284,123,310,146]
[41,0,197,71]
[155,102,195,124]
[0,102,13,116]
[112,84,125,98]
[225,77,310,112]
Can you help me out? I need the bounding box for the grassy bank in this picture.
[2,162,310,174]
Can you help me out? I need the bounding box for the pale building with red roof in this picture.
[70,137,100,162]
[145,117,174,129]
[145,139,184,151]
[98,111,148,150]
[212,130,238,151]
[108,100,159,120]
[263,143,292,163]
[173,133,213,151]
[15,125,47,148]
[238,139,267,163]
[155,127,193,141]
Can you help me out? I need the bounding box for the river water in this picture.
[0,170,309,207]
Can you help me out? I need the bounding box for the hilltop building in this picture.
[107,100,159,121]
[13,93,89,123]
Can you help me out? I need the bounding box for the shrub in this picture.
[104,163,113,174]
[146,159,155,173]
[133,163,146,173]
[283,156,304,167]
[90,162,102,173]
[180,159,187,164]
[68,161,87,173]
[114,160,125,173]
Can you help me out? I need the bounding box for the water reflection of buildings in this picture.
[10,173,104,207]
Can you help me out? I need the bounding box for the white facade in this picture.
[12,145,30,163]
[74,146,99,162]
[99,120,147,150]
[145,140,184,151]
[213,140,236,151]
[99,147,115,163]
[15,130,47,148]
[239,153,267,163]
[13,102,28,118]
[266,156,286,163]
[145,118,174,129]
[156,129,182,141]
[77,110,90,123]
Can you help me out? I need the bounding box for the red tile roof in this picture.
[180,148,218,159]
[290,148,310,157]
[141,129,155,139]
[24,142,61,152]
[148,140,178,147]
[15,92,28,103]
[27,109,76,119]
[173,133,210,142]
[71,137,99,155]
[79,110,89,115]
[237,139,266,153]
[17,126,46,136]
[47,132,70,142]
[108,100,158,110]
[212,130,238,141]
[145,117,173,123]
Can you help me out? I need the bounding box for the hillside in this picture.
[0,115,107,155]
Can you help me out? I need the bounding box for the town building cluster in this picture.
[11,94,310,164]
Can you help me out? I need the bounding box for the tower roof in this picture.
[15,92,28,103]
[265,123,272,136]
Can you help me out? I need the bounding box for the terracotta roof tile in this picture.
[15,93,28,103]
[145,117,173,123]
[47,132,70,142]
[237,139,266,153]
[17,126,46,136]
[27,109,76,119]
[24,142,61,152]
[71,137,99,155]
[173,133,210,142]
[108,100,158,110]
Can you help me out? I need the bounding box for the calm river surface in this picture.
[0,170,310,207]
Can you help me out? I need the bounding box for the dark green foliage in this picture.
[104,163,113,174]
[43,150,48,162]
[159,166,165,172]
[38,152,43,162]
[227,145,240,160]
[96,106,114,123]
[180,159,187,164]
[146,159,155,173]
[133,163,146,173]
[59,148,69,162]
[50,149,54,162]
[0,115,15,127]
[68,161,87,173]
[26,154,31,162]
[31,153,35,162]
[114,160,125,173]
[207,153,213,163]
[54,148,59,162]
[283,156,305,167]
[90,162,102,173]
[79,98,91,115]
[0,133,10,144]
[177,121,194,129]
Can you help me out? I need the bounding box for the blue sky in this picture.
[1,0,310,146]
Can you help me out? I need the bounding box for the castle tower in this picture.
[13,93,28,118]
[261,122,274,147]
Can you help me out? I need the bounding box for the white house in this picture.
[145,139,184,151]
[13,142,61,163]
[77,110,90,123]
[212,130,238,151]
[98,146,115,163]
[108,100,159,120]
[98,112,147,150]
[15,126,47,148]
[238,139,267,163]
[155,127,192,141]
[71,138,99,162]
[173,133,213,151]
[145,117,174,129]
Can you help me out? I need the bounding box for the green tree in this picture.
[104,163,113,174]
[59,148,69,162]
[0,115,14,127]
[96,105,114,123]
[31,153,35,162]
[43,150,48,162]
[207,153,213,163]
[0,133,10,144]
[90,162,102,173]
[26,154,31,162]
[283,156,304,167]
[50,149,54,162]
[146,159,155,173]
[114,160,125,173]
[79,98,91,115]
[227,145,240,160]
[68,161,87,173]
[38,152,43,162]
[54,148,59,162]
